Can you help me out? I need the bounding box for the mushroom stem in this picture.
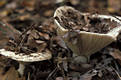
[73,55,88,63]
[17,62,25,76]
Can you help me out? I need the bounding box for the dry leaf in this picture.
[0,10,10,17]
[22,0,35,11]
[0,67,19,80]
[22,0,35,7]
[16,77,26,80]
[69,0,80,5]
[108,0,121,13]
[0,0,6,7]
[0,67,26,80]
[110,49,121,60]
[18,14,31,21]
[44,10,54,17]
[79,70,97,80]
[56,77,64,80]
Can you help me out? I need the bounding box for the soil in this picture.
[56,8,118,33]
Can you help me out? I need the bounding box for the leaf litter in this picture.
[0,0,121,80]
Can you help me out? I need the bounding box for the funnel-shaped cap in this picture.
[0,49,52,62]
[54,6,121,57]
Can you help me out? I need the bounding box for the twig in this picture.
[46,67,58,80]
[112,15,121,22]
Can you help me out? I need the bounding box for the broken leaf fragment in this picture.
[54,6,121,62]
[0,67,25,80]
[110,49,121,61]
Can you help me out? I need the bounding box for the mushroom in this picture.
[54,6,121,63]
[0,21,52,76]
[0,48,52,76]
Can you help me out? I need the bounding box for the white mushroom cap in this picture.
[54,6,121,57]
[0,49,52,62]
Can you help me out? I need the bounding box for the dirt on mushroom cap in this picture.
[55,6,119,34]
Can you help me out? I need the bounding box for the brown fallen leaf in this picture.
[0,67,25,80]
[107,0,121,13]
[16,77,26,80]
[22,0,35,7]
[69,0,80,5]
[110,49,121,60]
[44,10,54,17]
[56,77,64,80]
[79,70,97,80]
[0,0,6,7]
[0,67,19,80]
[0,10,10,17]
[0,21,21,48]
[18,14,31,21]
[21,0,35,11]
